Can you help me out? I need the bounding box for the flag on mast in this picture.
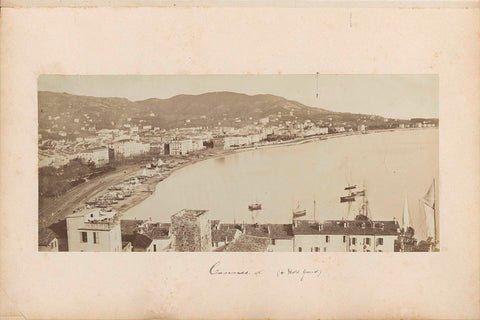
[421,180,436,240]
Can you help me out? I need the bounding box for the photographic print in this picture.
[37,74,439,253]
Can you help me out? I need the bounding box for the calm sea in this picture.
[124,129,439,240]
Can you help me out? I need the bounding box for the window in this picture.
[366,238,371,245]
[93,232,98,244]
[352,237,356,245]
[298,247,302,252]
[81,232,88,243]
[323,247,326,252]
[272,239,276,245]
[325,236,330,243]
[153,244,157,252]
[315,247,320,252]
[377,238,384,246]
[343,236,346,243]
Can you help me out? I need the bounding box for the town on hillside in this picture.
[38,91,438,253]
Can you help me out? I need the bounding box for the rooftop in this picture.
[221,235,270,252]
[268,224,294,239]
[172,209,208,218]
[120,219,146,237]
[142,223,171,240]
[212,228,239,243]
[244,224,269,238]
[132,233,153,249]
[293,217,401,236]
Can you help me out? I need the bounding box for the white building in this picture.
[169,139,193,155]
[66,209,122,252]
[293,216,401,252]
[113,139,150,158]
[266,224,294,252]
[78,147,109,166]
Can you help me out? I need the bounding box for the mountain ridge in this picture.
[38,91,399,137]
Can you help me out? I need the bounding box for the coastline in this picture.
[38,126,436,244]
[119,127,437,219]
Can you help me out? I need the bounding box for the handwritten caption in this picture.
[209,261,322,281]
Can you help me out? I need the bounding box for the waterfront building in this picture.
[171,209,212,252]
[112,139,150,158]
[78,147,109,166]
[292,215,401,252]
[66,208,122,252]
[169,139,193,155]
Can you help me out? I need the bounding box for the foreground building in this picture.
[66,208,122,252]
[293,215,401,252]
[171,209,212,252]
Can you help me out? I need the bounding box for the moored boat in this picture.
[248,203,262,211]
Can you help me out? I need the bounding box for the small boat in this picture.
[292,209,307,218]
[340,195,356,202]
[292,202,307,218]
[344,185,357,190]
[248,203,262,211]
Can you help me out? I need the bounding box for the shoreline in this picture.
[39,126,436,243]
[119,127,437,219]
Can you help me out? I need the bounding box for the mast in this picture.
[313,199,316,222]
[433,178,438,246]
[402,193,410,231]
[316,72,319,99]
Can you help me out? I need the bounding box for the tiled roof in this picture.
[222,235,270,252]
[121,219,145,236]
[293,221,322,235]
[293,219,401,236]
[268,224,294,239]
[212,229,239,243]
[143,223,171,240]
[172,209,208,218]
[244,224,269,238]
[120,219,145,243]
[39,219,67,246]
[132,233,153,249]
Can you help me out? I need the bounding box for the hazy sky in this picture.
[38,74,438,119]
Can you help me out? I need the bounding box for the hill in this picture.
[38,91,384,135]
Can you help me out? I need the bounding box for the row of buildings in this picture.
[41,207,402,252]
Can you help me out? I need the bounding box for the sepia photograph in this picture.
[38,74,439,253]
[2,5,479,319]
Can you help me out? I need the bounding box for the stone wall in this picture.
[171,211,212,252]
